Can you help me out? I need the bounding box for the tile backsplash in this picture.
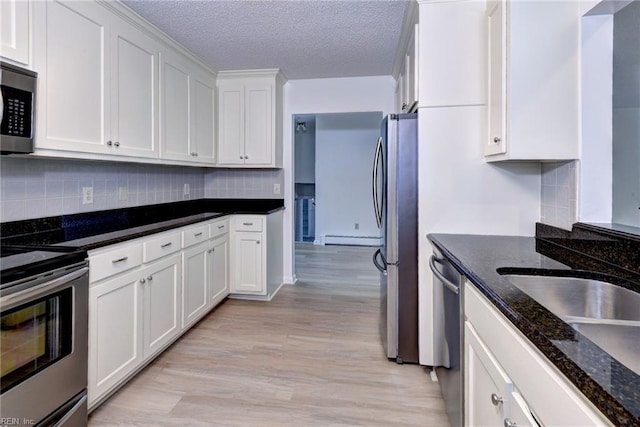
[540,161,578,230]
[0,157,283,222]
[204,169,284,199]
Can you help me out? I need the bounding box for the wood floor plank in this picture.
[89,243,450,426]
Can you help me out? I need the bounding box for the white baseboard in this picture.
[228,281,285,301]
[283,274,297,285]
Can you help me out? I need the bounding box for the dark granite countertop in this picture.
[428,228,640,427]
[1,199,284,251]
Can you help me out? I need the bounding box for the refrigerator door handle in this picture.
[372,137,383,228]
[372,248,387,275]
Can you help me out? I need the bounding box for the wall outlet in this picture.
[118,186,128,201]
[273,183,281,194]
[183,183,190,196]
[82,187,93,204]
[354,223,359,230]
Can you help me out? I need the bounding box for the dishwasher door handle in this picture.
[430,255,459,295]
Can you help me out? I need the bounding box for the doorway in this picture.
[293,111,383,276]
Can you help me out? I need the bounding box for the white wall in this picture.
[282,76,396,283]
[314,112,382,244]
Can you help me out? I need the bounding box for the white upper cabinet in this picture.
[110,16,159,158]
[160,50,216,164]
[1,0,31,66]
[34,0,111,154]
[217,70,285,168]
[31,0,216,165]
[160,49,191,161]
[484,0,581,161]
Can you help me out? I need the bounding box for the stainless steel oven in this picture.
[0,61,37,154]
[1,259,88,426]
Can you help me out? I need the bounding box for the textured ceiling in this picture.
[122,0,409,80]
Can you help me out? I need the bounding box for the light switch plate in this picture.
[118,186,128,201]
[273,183,281,194]
[184,183,190,196]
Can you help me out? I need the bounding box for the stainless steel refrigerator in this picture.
[372,113,419,364]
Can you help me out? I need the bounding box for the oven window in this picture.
[0,288,72,393]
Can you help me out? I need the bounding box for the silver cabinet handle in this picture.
[140,278,146,284]
[493,136,501,144]
[161,242,172,248]
[245,156,248,159]
[207,249,213,253]
[106,140,113,146]
[114,141,120,147]
[239,156,243,159]
[147,276,153,281]
[194,232,203,237]
[217,225,225,229]
[491,393,503,406]
[256,241,260,244]
[243,222,253,226]
[429,255,459,295]
[195,153,198,157]
[112,256,128,264]
[504,419,517,427]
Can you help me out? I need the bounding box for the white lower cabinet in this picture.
[142,254,182,359]
[182,242,210,328]
[88,219,232,410]
[89,267,144,407]
[210,234,229,307]
[464,282,611,426]
[231,230,264,294]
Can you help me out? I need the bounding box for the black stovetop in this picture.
[0,244,87,286]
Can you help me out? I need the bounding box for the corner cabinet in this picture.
[464,282,611,426]
[217,70,286,168]
[484,0,580,161]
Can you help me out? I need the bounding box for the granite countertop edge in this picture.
[428,233,640,427]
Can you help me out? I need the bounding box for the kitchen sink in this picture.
[501,272,640,375]
[568,319,640,375]
[501,274,640,321]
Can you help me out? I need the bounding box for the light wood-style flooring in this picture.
[89,244,450,426]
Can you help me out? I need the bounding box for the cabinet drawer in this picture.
[210,218,229,238]
[143,231,181,263]
[234,216,263,232]
[90,243,143,283]
[182,223,209,248]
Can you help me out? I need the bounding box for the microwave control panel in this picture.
[1,85,33,138]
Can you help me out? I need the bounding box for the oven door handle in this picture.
[0,266,89,307]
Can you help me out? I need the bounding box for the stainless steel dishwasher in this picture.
[430,247,463,427]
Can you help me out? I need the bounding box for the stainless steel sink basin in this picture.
[502,275,640,321]
[502,273,640,375]
[568,319,640,375]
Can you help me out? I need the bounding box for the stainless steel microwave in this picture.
[0,62,36,154]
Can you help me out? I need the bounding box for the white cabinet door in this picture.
[160,50,191,162]
[209,235,229,307]
[191,70,215,163]
[35,0,110,154]
[244,82,272,165]
[231,231,264,294]
[1,0,30,66]
[217,82,245,165]
[465,322,512,427]
[509,391,539,427]
[143,254,181,359]
[110,16,158,157]
[485,0,507,156]
[182,242,209,328]
[88,268,143,407]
